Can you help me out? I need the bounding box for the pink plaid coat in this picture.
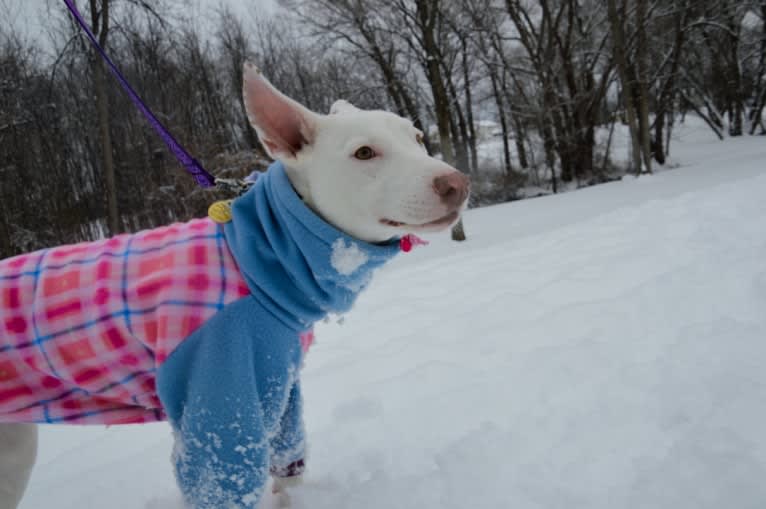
[0,218,260,424]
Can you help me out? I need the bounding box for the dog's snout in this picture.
[433,172,470,209]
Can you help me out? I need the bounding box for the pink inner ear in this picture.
[258,109,309,156]
[243,67,314,157]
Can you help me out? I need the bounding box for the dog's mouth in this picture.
[380,211,459,230]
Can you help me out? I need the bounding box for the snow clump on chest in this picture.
[331,238,368,276]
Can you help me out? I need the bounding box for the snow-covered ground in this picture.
[19,125,766,509]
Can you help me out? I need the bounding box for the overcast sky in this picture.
[7,0,278,52]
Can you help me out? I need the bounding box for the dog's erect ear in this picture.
[243,62,318,160]
[329,99,361,115]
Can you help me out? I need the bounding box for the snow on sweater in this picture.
[0,161,400,508]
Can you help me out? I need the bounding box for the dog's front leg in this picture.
[0,423,38,509]
[271,473,303,508]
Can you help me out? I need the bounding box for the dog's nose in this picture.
[433,172,470,209]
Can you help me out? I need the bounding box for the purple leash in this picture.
[63,0,230,190]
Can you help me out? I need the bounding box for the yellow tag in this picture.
[208,200,233,224]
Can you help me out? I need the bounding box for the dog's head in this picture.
[242,63,469,244]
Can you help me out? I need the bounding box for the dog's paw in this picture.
[271,475,303,508]
[272,474,303,493]
[272,490,291,509]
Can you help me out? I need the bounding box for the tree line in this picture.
[1,0,764,257]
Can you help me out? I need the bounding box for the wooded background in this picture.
[1,0,764,257]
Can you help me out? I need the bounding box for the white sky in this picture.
[6,0,278,51]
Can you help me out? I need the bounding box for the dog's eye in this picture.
[416,133,424,145]
[354,146,376,160]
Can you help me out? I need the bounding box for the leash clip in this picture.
[214,178,254,196]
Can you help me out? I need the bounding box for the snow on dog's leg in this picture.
[271,475,303,508]
[0,423,38,509]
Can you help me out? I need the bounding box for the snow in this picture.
[19,125,766,509]
[330,239,369,276]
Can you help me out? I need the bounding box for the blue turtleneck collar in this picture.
[223,161,400,331]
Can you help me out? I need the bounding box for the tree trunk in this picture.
[541,118,558,193]
[461,37,478,174]
[636,0,653,173]
[680,90,725,139]
[652,1,688,164]
[366,40,428,146]
[550,99,573,182]
[90,0,120,235]
[665,107,675,156]
[512,114,528,169]
[749,2,766,134]
[751,87,766,135]
[369,46,407,115]
[602,115,617,174]
[489,70,513,175]
[606,0,643,174]
[653,116,666,165]
[414,0,464,241]
[443,73,471,173]
[451,218,466,242]
[725,1,743,137]
[727,56,743,136]
[415,1,455,165]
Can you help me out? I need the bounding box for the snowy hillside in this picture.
[20,126,766,509]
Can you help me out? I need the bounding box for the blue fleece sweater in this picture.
[156,161,400,509]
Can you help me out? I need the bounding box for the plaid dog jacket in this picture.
[0,161,401,509]
[0,218,250,424]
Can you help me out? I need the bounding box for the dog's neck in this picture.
[223,161,401,330]
[281,162,311,204]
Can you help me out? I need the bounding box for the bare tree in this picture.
[650,0,691,163]
[87,0,120,234]
[748,1,766,134]
[607,0,647,174]
[4,0,765,258]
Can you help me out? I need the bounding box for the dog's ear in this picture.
[243,62,318,161]
[329,99,360,115]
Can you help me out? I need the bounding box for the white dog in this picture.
[0,64,468,509]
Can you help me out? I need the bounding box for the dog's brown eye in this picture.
[416,133,424,145]
[354,146,376,160]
